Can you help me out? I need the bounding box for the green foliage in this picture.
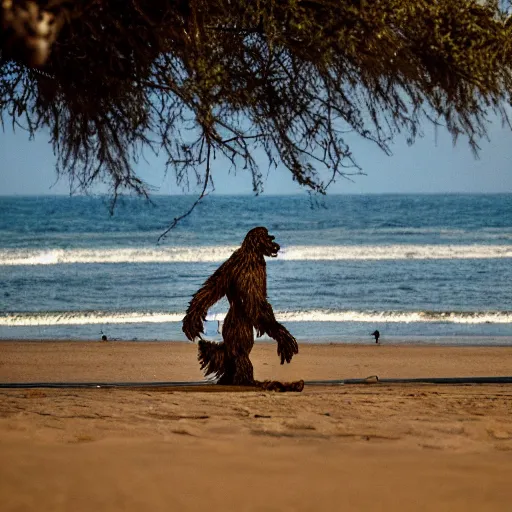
[1,0,512,200]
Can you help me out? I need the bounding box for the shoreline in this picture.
[1,336,512,345]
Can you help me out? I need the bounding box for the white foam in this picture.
[0,247,237,265]
[1,309,511,326]
[275,310,512,324]
[277,245,512,261]
[0,312,185,326]
[1,244,511,265]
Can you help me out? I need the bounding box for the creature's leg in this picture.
[215,308,255,385]
[221,353,255,386]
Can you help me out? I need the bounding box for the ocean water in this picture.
[0,194,511,345]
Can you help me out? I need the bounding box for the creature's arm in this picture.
[182,263,228,341]
[251,299,299,365]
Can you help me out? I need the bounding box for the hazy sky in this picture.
[1,116,511,195]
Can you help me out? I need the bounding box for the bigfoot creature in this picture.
[183,227,304,392]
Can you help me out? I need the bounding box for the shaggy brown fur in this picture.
[183,227,303,392]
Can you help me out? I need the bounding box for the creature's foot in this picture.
[256,379,305,392]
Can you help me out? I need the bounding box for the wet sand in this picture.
[1,341,512,511]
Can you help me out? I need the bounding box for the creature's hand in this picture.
[182,313,204,341]
[275,326,299,365]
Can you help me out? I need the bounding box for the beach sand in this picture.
[1,341,512,511]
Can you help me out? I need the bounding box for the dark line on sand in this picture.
[1,376,512,390]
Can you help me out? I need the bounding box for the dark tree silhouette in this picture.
[183,226,304,391]
[2,1,512,214]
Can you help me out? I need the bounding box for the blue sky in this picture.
[1,117,511,195]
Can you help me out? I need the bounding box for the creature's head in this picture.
[242,227,280,258]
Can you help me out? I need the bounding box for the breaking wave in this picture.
[1,244,511,265]
[1,310,511,326]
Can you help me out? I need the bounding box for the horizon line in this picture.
[1,191,512,198]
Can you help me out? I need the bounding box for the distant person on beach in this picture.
[371,330,380,344]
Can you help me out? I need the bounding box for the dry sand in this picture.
[1,341,512,511]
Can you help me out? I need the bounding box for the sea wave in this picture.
[1,244,512,265]
[1,310,511,326]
